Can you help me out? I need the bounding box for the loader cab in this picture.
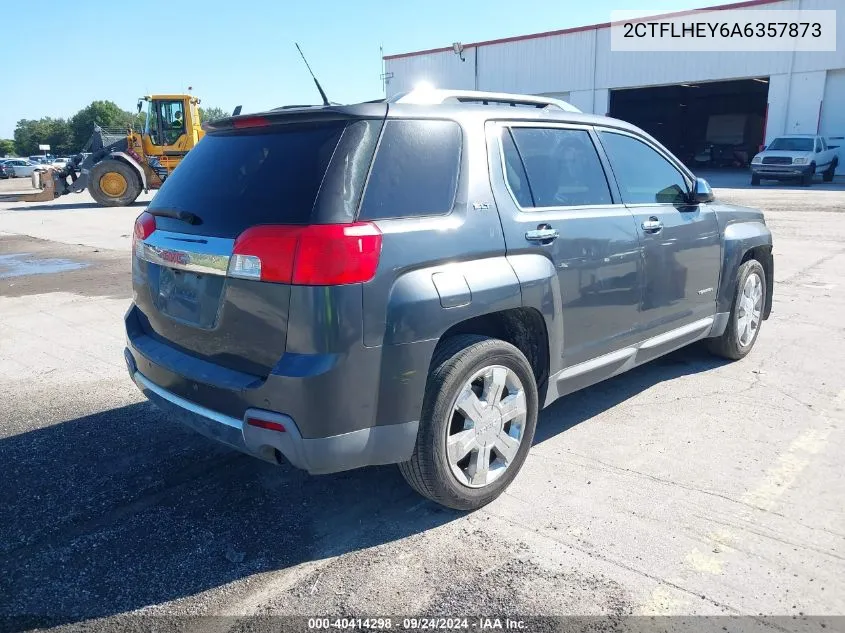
[139,95,204,152]
[137,94,205,184]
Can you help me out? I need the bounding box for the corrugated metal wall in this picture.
[384,0,845,172]
[384,0,844,99]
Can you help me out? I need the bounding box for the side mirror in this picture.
[761,144,767,151]
[137,100,143,113]
[692,177,714,204]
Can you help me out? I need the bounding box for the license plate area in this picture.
[153,265,225,329]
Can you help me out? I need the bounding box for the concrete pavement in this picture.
[1,174,844,629]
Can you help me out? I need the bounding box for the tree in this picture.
[69,100,137,150]
[198,106,227,123]
[0,139,15,157]
[13,118,74,156]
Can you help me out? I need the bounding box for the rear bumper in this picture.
[752,165,813,177]
[127,350,418,475]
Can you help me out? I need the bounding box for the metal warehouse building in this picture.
[383,0,845,174]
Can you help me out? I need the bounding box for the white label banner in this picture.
[610,9,836,52]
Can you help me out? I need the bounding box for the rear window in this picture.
[358,119,461,220]
[149,122,346,237]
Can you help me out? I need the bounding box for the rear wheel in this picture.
[823,160,837,182]
[708,259,766,361]
[89,159,142,207]
[398,335,538,511]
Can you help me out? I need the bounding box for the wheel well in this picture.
[437,308,550,392]
[741,245,774,319]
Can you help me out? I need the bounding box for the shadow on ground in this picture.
[535,342,728,443]
[0,345,727,630]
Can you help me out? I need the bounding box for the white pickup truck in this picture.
[750,134,839,186]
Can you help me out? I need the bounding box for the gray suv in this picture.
[125,89,773,510]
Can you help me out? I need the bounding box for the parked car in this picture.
[125,89,773,511]
[750,134,839,186]
[0,161,15,179]
[3,158,46,178]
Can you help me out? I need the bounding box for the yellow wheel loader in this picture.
[6,95,205,206]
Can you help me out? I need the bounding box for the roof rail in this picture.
[390,88,581,113]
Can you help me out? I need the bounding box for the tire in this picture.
[398,335,539,511]
[750,174,760,186]
[822,160,837,182]
[708,259,766,361]
[88,159,142,207]
[800,166,815,187]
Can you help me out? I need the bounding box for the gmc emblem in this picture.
[160,250,190,266]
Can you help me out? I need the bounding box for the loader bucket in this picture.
[0,168,60,203]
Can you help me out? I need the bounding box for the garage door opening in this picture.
[609,78,769,168]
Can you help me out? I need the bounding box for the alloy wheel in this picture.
[445,365,528,488]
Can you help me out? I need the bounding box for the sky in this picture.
[0,0,720,138]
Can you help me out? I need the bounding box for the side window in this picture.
[501,129,534,207]
[359,119,461,220]
[506,127,612,208]
[599,131,689,205]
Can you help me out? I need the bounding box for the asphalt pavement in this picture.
[1,173,844,631]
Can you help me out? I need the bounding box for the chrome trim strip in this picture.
[138,230,235,276]
[556,347,636,381]
[553,316,715,382]
[134,371,243,430]
[639,317,714,350]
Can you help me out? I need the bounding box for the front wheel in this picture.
[88,159,142,207]
[708,259,766,360]
[823,160,837,182]
[399,335,539,511]
[750,174,760,186]
[800,166,815,187]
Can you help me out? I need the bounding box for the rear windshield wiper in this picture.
[148,208,203,226]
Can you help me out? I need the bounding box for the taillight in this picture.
[229,223,382,285]
[133,212,156,254]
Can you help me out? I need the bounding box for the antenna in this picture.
[295,43,330,106]
[379,44,393,97]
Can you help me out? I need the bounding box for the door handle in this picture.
[641,218,663,233]
[525,226,559,243]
